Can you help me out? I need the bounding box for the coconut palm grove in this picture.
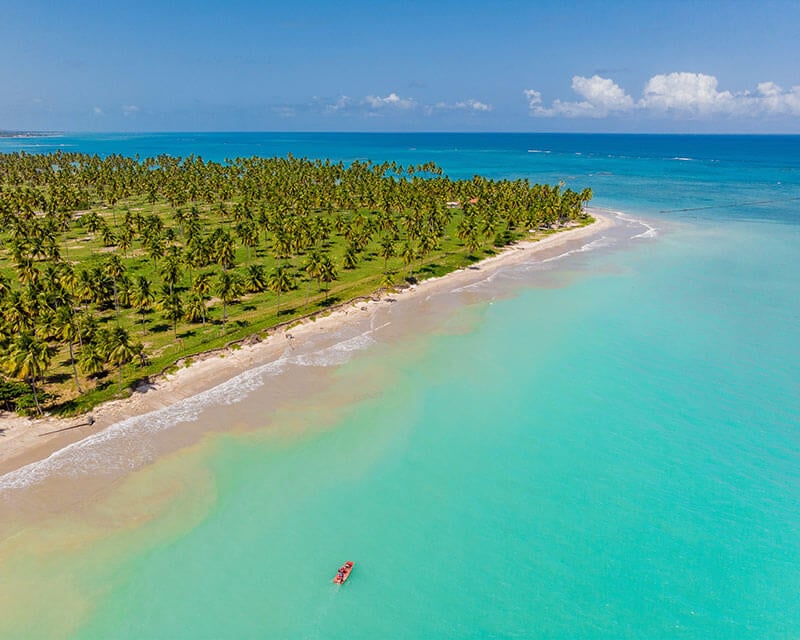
[0,151,592,415]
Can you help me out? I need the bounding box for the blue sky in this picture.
[2,0,799,132]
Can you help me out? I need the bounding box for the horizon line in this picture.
[4,130,800,137]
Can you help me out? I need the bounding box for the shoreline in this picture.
[0,212,614,481]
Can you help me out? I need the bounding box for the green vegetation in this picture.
[0,151,592,415]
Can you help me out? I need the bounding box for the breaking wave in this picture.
[0,325,384,492]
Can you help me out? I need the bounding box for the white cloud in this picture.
[324,95,353,112]
[314,93,492,117]
[572,75,635,112]
[122,104,140,116]
[523,89,543,110]
[526,72,800,119]
[93,106,104,116]
[457,99,492,112]
[430,98,492,113]
[526,75,634,118]
[641,72,735,114]
[364,92,416,109]
[755,81,800,115]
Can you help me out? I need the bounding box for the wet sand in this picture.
[0,213,614,482]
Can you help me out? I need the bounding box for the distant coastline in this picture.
[0,130,60,139]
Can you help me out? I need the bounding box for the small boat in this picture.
[333,561,354,584]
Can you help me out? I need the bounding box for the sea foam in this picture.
[0,327,382,492]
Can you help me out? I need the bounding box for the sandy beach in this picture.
[0,212,614,481]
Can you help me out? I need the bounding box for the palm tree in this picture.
[215,270,240,334]
[381,271,395,291]
[244,264,268,293]
[214,229,237,271]
[268,265,293,316]
[303,251,323,307]
[379,234,396,271]
[156,285,184,339]
[78,342,105,378]
[160,252,183,295]
[131,275,155,334]
[102,326,140,391]
[52,305,82,393]
[342,244,358,270]
[104,255,126,321]
[465,227,481,258]
[317,254,337,303]
[401,241,417,280]
[2,332,53,415]
[236,219,259,262]
[184,293,207,324]
[579,187,593,215]
[192,272,213,326]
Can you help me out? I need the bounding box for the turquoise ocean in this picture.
[0,133,798,638]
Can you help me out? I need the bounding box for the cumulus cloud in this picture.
[456,99,492,112]
[364,92,416,109]
[572,75,635,112]
[525,75,635,118]
[313,93,492,117]
[324,95,353,113]
[526,72,800,118]
[754,81,800,115]
[93,106,104,116]
[430,98,492,113]
[122,104,140,116]
[640,72,735,114]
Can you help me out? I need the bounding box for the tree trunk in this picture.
[69,341,82,393]
[113,280,120,322]
[30,376,42,416]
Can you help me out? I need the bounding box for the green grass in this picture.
[0,159,592,417]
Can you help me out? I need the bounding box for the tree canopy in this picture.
[0,151,592,414]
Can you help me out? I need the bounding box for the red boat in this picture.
[333,561,354,584]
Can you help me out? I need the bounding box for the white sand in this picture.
[0,213,613,477]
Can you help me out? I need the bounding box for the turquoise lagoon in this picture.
[0,134,798,639]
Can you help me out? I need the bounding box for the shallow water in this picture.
[1,134,799,639]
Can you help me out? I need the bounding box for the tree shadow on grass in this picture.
[48,397,81,415]
[319,295,341,308]
[150,323,170,333]
[45,372,72,385]
[418,263,440,276]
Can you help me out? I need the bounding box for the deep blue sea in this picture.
[3,132,799,224]
[1,133,798,639]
